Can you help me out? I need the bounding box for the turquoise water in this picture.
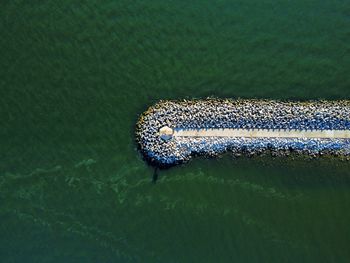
[1,0,350,262]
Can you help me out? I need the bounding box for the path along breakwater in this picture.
[136,99,350,167]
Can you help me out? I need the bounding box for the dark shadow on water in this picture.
[152,167,159,183]
[158,152,350,189]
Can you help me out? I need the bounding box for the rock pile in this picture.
[135,99,350,167]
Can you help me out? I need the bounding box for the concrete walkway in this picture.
[172,128,350,139]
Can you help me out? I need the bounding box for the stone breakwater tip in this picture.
[135,99,350,167]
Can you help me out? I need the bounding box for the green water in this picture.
[1,0,350,262]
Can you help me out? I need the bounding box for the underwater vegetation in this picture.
[2,156,350,262]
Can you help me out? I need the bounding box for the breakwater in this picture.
[136,99,350,167]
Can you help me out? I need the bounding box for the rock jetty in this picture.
[135,99,350,167]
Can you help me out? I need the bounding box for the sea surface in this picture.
[1,1,350,262]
